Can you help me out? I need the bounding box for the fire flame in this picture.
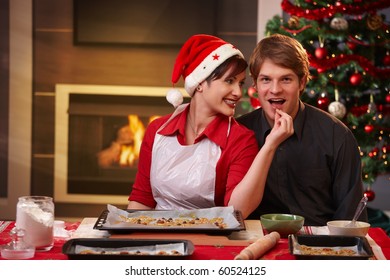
[97,115,160,168]
[119,115,145,166]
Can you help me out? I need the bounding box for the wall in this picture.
[0,0,33,220]
[0,0,9,198]
[31,0,258,218]
[1,0,387,220]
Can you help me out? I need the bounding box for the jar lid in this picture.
[54,220,65,228]
[0,228,35,259]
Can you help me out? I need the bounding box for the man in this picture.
[238,34,367,226]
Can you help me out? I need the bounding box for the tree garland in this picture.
[308,53,390,78]
[348,34,390,46]
[281,0,390,19]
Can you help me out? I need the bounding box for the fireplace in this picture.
[54,84,185,204]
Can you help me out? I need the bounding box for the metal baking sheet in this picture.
[288,234,374,260]
[93,209,246,234]
[62,238,194,259]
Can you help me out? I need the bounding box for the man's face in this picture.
[255,58,304,126]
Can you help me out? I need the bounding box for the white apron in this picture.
[150,104,223,210]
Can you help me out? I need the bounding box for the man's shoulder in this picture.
[236,108,262,127]
[304,103,353,137]
[304,103,347,126]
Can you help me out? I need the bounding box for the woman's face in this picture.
[255,58,304,126]
[200,69,246,117]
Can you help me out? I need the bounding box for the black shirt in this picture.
[237,101,367,226]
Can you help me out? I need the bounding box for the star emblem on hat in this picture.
[212,53,220,60]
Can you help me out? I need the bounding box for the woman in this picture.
[128,34,293,218]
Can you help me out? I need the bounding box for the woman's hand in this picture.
[266,109,294,147]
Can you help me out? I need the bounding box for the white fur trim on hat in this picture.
[184,44,244,95]
[166,88,184,107]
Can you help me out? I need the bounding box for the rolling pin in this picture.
[234,231,280,260]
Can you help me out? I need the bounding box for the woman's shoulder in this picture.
[223,119,258,159]
[141,114,173,141]
[147,114,172,129]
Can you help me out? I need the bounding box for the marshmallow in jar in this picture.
[16,196,54,251]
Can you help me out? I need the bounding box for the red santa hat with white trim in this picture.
[166,34,244,107]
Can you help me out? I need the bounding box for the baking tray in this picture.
[288,234,374,260]
[62,238,194,259]
[93,209,245,234]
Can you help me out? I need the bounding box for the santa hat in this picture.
[166,34,244,107]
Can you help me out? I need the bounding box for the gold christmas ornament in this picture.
[288,16,300,28]
[367,13,383,30]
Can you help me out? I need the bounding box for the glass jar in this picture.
[16,196,54,251]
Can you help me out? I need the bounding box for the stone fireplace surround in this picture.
[54,84,184,205]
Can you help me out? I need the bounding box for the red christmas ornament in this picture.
[386,94,390,103]
[347,42,356,50]
[250,97,261,109]
[384,54,390,66]
[315,47,328,59]
[247,86,260,109]
[364,124,374,133]
[364,190,375,202]
[317,68,326,74]
[350,73,362,86]
[317,94,330,111]
[247,86,257,98]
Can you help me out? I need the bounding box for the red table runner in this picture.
[1,221,389,260]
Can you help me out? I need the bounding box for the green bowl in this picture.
[260,214,305,236]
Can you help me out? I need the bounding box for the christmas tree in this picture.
[242,0,390,199]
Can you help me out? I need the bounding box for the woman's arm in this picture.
[128,200,153,210]
[229,109,293,218]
